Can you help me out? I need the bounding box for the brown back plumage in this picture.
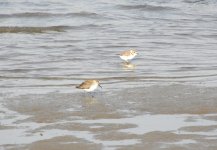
[120,49,137,56]
[76,80,98,89]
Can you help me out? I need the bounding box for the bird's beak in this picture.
[99,84,102,88]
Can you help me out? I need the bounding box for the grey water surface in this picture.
[1,0,217,149]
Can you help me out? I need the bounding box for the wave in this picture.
[183,0,213,4]
[0,26,69,33]
[0,24,102,33]
[117,4,176,11]
[0,11,100,18]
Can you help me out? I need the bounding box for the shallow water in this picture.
[1,0,217,149]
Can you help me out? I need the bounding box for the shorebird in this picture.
[76,80,102,92]
[119,49,138,62]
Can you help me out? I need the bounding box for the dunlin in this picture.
[76,80,102,92]
[119,49,138,62]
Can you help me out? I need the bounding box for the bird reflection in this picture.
[121,62,136,70]
[81,95,99,108]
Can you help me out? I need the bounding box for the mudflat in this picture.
[1,85,217,150]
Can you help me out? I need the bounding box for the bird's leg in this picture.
[90,92,95,98]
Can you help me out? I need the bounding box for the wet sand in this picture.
[1,84,217,150]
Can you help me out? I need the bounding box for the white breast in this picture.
[120,54,136,61]
[84,83,98,92]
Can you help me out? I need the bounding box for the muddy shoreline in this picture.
[1,84,217,150]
